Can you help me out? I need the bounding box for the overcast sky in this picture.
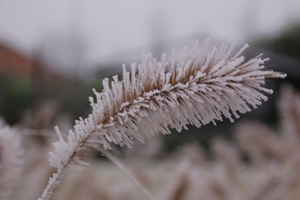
[0,0,299,74]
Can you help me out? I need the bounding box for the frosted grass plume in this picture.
[0,120,23,200]
[39,39,286,200]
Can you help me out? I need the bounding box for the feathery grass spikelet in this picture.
[50,40,285,170]
[40,39,286,200]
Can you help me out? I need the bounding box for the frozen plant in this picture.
[39,39,286,200]
[0,119,23,200]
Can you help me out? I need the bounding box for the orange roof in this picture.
[0,43,33,77]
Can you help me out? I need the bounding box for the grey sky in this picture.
[0,0,299,73]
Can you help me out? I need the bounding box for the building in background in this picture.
[0,43,33,77]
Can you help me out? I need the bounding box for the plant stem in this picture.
[98,146,155,200]
[38,168,65,200]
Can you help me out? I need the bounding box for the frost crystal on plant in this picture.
[49,39,285,171]
[40,39,285,200]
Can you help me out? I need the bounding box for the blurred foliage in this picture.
[255,23,300,59]
[59,77,105,120]
[253,23,300,90]
[0,70,109,125]
[0,75,33,124]
[255,23,300,123]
